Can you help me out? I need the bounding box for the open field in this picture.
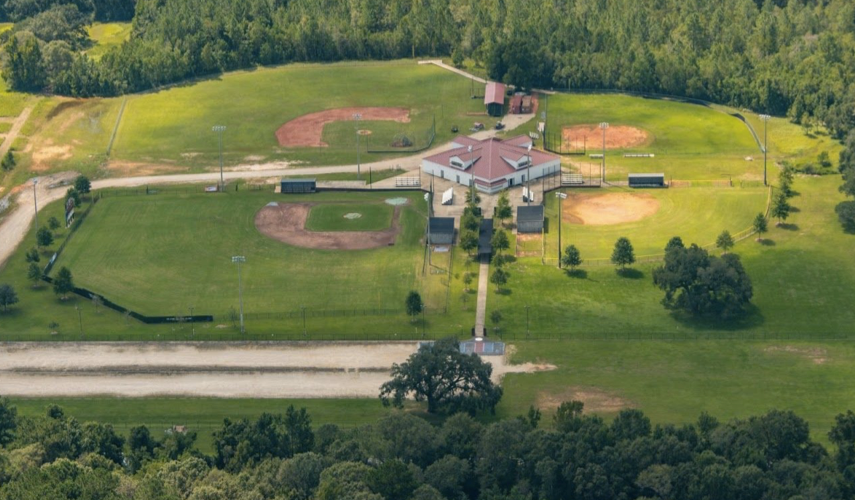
[538,93,763,181]
[85,22,132,61]
[304,202,394,232]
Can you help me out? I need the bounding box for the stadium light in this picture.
[759,114,771,187]
[526,144,532,207]
[556,192,567,268]
[599,122,609,182]
[31,178,39,231]
[353,113,362,180]
[231,255,246,334]
[212,125,227,191]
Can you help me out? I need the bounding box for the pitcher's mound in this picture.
[563,192,660,225]
[276,107,410,148]
[562,125,651,150]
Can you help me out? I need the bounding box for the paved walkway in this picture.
[474,254,490,336]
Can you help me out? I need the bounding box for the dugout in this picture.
[428,217,455,245]
[478,218,494,257]
[628,173,665,188]
[280,178,316,193]
[517,205,544,233]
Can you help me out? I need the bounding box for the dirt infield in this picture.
[563,192,660,225]
[255,202,402,250]
[562,125,651,150]
[276,107,410,148]
[0,342,553,398]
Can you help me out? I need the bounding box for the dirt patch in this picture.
[105,161,184,177]
[255,203,402,250]
[537,386,631,413]
[276,107,410,148]
[562,125,651,150]
[563,192,660,225]
[515,232,542,257]
[58,110,84,135]
[28,141,73,171]
[357,129,372,136]
[764,345,828,365]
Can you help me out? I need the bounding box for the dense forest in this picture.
[0,398,854,499]
[1,0,855,139]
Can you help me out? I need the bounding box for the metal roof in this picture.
[424,136,557,183]
[478,218,494,254]
[484,82,506,106]
[627,173,665,178]
[429,217,454,235]
[517,205,544,222]
[280,178,316,182]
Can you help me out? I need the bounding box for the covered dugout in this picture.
[280,178,317,193]
[428,217,455,245]
[517,205,544,233]
[628,173,666,188]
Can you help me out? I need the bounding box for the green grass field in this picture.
[85,22,132,61]
[305,203,393,232]
[539,93,763,181]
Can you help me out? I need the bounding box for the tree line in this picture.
[1,393,855,499]
[2,0,855,139]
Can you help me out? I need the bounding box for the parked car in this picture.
[451,125,459,133]
[494,121,505,130]
[470,122,485,132]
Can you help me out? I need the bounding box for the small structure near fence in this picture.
[628,173,666,188]
[478,218,494,257]
[428,217,455,245]
[395,176,421,188]
[517,205,544,233]
[625,153,655,158]
[484,82,505,117]
[441,187,453,205]
[522,186,535,203]
[459,340,505,356]
[280,178,316,193]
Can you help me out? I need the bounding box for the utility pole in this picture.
[75,305,82,334]
[353,113,362,180]
[525,304,530,338]
[759,114,770,187]
[556,192,567,268]
[231,256,246,333]
[599,122,609,183]
[31,178,39,231]
[526,144,532,207]
[301,305,306,337]
[190,306,195,335]
[212,125,226,191]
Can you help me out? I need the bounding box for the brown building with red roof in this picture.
[484,82,506,117]
[421,135,561,194]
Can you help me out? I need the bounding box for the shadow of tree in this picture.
[671,303,766,332]
[616,268,644,279]
[777,223,799,231]
[565,269,588,279]
[758,239,776,246]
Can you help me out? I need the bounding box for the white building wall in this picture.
[423,159,561,193]
[422,160,473,186]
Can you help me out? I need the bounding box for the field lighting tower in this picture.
[556,192,567,268]
[231,255,246,334]
[31,178,39,230]
[599,122,609,182]
[353,113,362,180]
[212,125,227,190]
[759,114,770,187]
[526,144,532,207]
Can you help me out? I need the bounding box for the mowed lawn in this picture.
[111,61,483,168]
[305,203,394,232]
[541,93,762,181]
[55,191,427,316]
[540,185,768,261]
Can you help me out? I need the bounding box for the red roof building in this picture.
[422,135,561,194]
[484,82,506,117]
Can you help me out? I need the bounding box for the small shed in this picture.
[484,82,506,117]
[280,178,316,193]
[510,94,524,114]
[628,173,666,188]
[428,217,455,245]
[517,205,544,233]
[478,218,494,256]
[521,95,533,113]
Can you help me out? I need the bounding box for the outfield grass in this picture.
[85,22,132,61]
[305,203,393,232]
[537,93,762,181]
[109,61,483,170]
[740,112,843,173]
[539,185,768,261]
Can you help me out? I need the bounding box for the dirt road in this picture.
[0,106,33,158]
[0,342,553,398]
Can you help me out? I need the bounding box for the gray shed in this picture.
[628,173,665,188]
[280,178,317,193]
[428,217,455,245]
[517,205,544,233]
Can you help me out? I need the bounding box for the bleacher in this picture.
[561,174,585,185]
[395,176,421,187]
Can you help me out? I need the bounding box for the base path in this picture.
[0,342,552,398]
[276,107,410,148]
[474,255,489,336]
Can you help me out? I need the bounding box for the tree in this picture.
[491,229,509,254]
[0,151,15,172]
[48,216,61,231]
[0,284,19,311]
[771,192,791,225]
[451,48,464,68]
[463,272,473,292]
[53,266,74,299]
[490,267,508,291]
[778,174,793,198]
[716,230,735,254]
[459,230,478,256]
[0,398,17,446]
[405,291,423,321]
[366,459,417,500]
[66,187,81,207]
[36,226,53,248]
[27,262,42,287]
[25,248,40,263]
[653,243,753,318]
[495,190,512,225]
[836,201,855,233]
[562,244,582,270]
[611,237,635,270]
[379,338,502,414]
[753,213,768,241]
[461,211,480,233]
[73,175,91,195]
[213,408,314,472]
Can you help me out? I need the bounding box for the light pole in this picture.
[301,306,306,337]
[212,125,226,191]
[526,144,532,207]
[75,305,82,334]
[525,304,530,337]
[759,114,770,187]
[31,178,39,230]
[599,122,609,182]
[556,192,567,268]
[231,255,246,333]
[190,306,195,335]
[353,113,362,180]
